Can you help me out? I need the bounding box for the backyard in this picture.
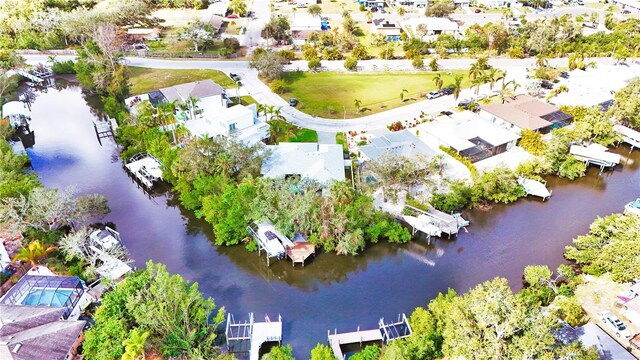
[127,67,237,94]
[278,71,472,118]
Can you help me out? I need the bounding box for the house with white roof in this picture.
[412,110,520,163]
[477,0,515,8]
[359,130,438,162]
[290,15,323,32]
[261,143,347,184]
[209,1,229,17]
[402,17,460,41]
[613,0,640,13]
[185,103,269,145]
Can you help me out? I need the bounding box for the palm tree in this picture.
[400,89,408,102]
[214,152,235,176]
[535,53,549,68]
[499,81,513,104]
[272,106,283,121]
[268,119,295,143]
[230,0,247,16]
[433,73,443,90]
[266,104,276,120]
[354,98,362,113]
[502,8,514,22]
[397,7,406,16]
[468,63,483,80]
[487,68,504,91]
[450,74,464,101]
[13,240,58,267]
[122,329,149,360]
[472,76,484,97]
[365,10,373,23]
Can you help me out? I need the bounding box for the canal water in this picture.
[24,82,640,357]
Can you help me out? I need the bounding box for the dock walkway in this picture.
[226,313,282,360]
[328,329,383,360]
[615,124,640,150]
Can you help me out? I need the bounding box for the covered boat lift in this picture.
[226,312,282,360]
[247,222,315,266]
[125,153,163,189]
[518,177,551,200]
[327,313,412,360]
[2,101,31,128]
[614,124,640,151]
[403,205,469,240]
[569,144,621,170]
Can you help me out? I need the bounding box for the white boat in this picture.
[247,221,294,265]
[518,177,552,200]
[624,198,640,217]
[1,101,31,128]
[403,215,443,237]
[125,153,163,188]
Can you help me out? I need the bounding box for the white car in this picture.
[601,312,632,339]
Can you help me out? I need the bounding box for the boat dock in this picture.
[570,144,621,170]
[327,314,412,360]
[518,177,552,200]
[124,153,163,189]
[226,312,282,360]
[15,68,53,87]
[625,198,640,217]
[93,115,115,145]
[614,124,640,150]
[403,205,469,239]
[247,223,315,266]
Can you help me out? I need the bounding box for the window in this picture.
[229,123,236,131]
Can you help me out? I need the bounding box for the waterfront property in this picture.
[85,227,133,282]
[261,142,347,184]
[614,124,640,151]
[480,95,573,134]
[1,101,31,129]
[226,312,282,360]
[0,274,88,320]
[328,313,412,360]
[403,205,470,240]
[412,110,519,163]
[518,178,552,200]
[246,221,315,267]
[0,305,86,360]
[184,103,269,145]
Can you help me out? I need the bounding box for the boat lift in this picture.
[614,124,640,151]
[327,313,412,360]
[403,205,469,241]
[518,177,552,200]
[569,144,621,171]
[226,312,282,360]
[247,222,315,267]
[124,153,163,189]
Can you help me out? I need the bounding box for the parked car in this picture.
[427,90,444,99]
[623,9,631,14]
[289,98,298,106]
[230,73,240,82]
[474,8,482,13]
[442,86,454,95]
[439,110,453,116]
[601,312,632,338]
[541,80,554,89]
[560,71,569,79]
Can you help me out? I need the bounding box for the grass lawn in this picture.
[127,67,236,94]
[279,71,472,118]
[269,119,318,143]
[336,132,348,152]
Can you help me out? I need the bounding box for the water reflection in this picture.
[25,82,640,357]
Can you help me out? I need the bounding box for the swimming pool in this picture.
[22,289,74,307]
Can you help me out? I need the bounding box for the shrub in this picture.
[223,37,240,51]
[269,79,289,94]
[308,57,321,71]
[51,60,76,74]
[344,57,358,71]
[431,180,476,212]
[519,129,546,156]
[412,57,424,69]
[359,3,366,10]
[277,49,296,61]
[439,145,478,178]
[555,296,587,327]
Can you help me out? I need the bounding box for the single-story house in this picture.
[453,0,471,6]
[372,19,402,41]
[555,322,635,359]
[359,130,438,162]
[261,142,347,184]
[613,0,640,13]
[0,305,86,360]
[402,17,460,41]
[479,94,573,134]
[126,28,160,41]
[290,15,323,32]
[356,0,386,8]
[394,0,428,7]
[413,110,520,163]
[159,79,227,107]
[291,30,319,46]
[477,0,515,8]
[184,103,269,145]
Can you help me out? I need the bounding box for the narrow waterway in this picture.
[24,82,640,357]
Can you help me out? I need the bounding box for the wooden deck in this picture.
[286,242,315,266]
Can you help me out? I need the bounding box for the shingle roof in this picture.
[0,305,85,360]
[481,94,558,130]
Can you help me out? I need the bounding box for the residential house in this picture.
[0,305,86,360]
[292,30,319,45]
[261,143,347,184]
[184,103,269,145]
[372,19,403,41]
[356,0,386,8]
[359,130,438,162]
[209,1,230,17]
[477,0,515,8]
[290,15,323,32]
[402,17,460,41]
[453,0,471,7]
[412,110,519,163]
[555,322,635,360]
[479,94,573,134]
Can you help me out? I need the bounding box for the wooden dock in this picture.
[328,328,383,360]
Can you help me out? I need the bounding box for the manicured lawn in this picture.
[279,71,472,118]
[268,119,318,143]
[127,67,236,94]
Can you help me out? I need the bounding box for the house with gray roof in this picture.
[359,130,438,163]
[262,143,347,184]
[556,322,635,360]
[0,305,85,360]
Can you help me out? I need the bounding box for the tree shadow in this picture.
[360,107,372,113]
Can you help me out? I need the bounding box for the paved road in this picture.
[22,54,624,132]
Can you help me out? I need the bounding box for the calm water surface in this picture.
[24,82,640,357]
